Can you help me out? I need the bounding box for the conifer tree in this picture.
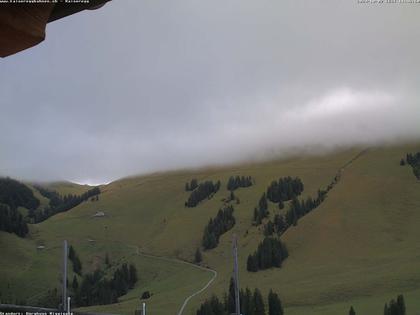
[72,275,79,291]
[247,254,259,272]
[195,248,203,263]
[128,264,138,289]
[383,294,405,315]
[244,288,255,315]
[105,253,110,266]
[268,289,283,315]
[227,277,236,314]
[259,193,268,213]
[69,245,75,260]
[73,255,82,275]
[349,306,356,315]
[397,294,405,315]
[253,288,265,315]
[264,221,274,236]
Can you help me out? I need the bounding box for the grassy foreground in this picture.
[1,143,420,314]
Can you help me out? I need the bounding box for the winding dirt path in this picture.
[126,245,217,315]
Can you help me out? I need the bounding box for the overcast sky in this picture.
[1,0,420,184]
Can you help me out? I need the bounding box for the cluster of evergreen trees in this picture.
[185,179,199,191]
[196,295,227,315]
[68,245,82,275]
[185,180,221,207]
[253,177,305,226]
[285,190,326,227]
[74,263,137,306]
[247,237,289,272]
[0,203,29,237]
[384,294,405,315]
[32,186,101,222]
[227,176,253,191]
[196,278,283,315]
[253,193,269,225]
[202,205,235,249]
[401,152,420,179]
[262,189,327,239]
[0,177,40,211]
[266,177,304,204]
[0,178,41,237]
[346,294,406,315]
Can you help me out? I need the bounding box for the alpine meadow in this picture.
[1,1,420,315]
[1,143,420,314]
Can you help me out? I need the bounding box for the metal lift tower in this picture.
[232,234,240,315]
[62,240,68,312]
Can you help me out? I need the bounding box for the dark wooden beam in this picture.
[48,0,111,23]
[0,4,54,57]
[0,1,111,58]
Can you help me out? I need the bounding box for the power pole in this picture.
[232,234,240,315]
[62,240,68,312]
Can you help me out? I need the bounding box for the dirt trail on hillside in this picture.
[126,244,217,315]
[325,149,369,193]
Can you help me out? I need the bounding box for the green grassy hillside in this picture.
[1,143,420,315]
[38,181,93,196]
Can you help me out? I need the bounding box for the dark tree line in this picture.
[197,278,283,315]
[0,176,39,236]
[0,177,40,211]
[345,294,406,315]
[196,295,226,315]
[247,237,289,272]
[185,180,221,207]
[266,177,304,204]
[185,178,199,191]
[74,263,138,307]
[384,294,405,315]
[254,193,269,225]
[202,205,235,249]
[263,189,327,238]
[401,152,420,179]
[0,203,29,237]
[68,245,82,275]
[253,177,304,226]
[31,186,101,222]
[285,190,327,227]
[227,175,253,191]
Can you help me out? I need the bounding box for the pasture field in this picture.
[1,143,420,314]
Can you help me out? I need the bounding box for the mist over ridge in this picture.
[1,0,419,184]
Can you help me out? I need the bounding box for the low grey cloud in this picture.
[1,0,419,184]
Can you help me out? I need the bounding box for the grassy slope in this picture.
[40,181,93,196]
[0,231,211,315]
[1,143,420,314]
